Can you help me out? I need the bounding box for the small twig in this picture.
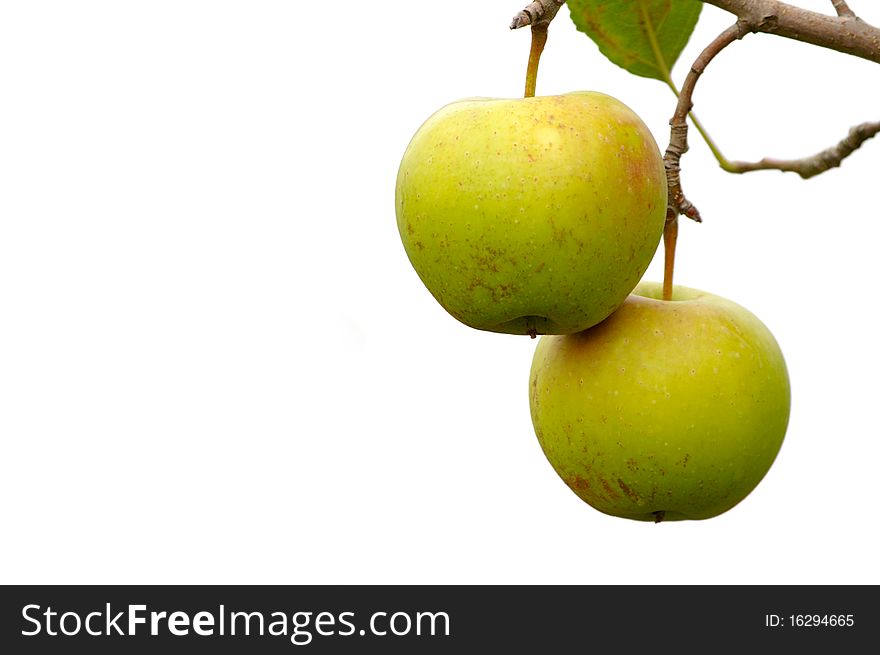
[510,0,565,30]
[830,0,856,18]
[661,22,752,300]
[661,8,878,297]
[726,121,880,178]
[665,22,752,223]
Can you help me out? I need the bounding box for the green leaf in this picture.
[567,0,702,82]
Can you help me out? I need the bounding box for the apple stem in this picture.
[662,216,678,302]
[524,22,548,98]
[653,511,665,524]
[511,1,565,99]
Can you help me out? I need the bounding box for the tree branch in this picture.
[665,3,880,218]
[665,22,752,224]
[830,1,855,19]
[703,1,880,64]
[661,22,750,299]
[726,121,880,178]
[657,1,878,298]
[510,0,565,30]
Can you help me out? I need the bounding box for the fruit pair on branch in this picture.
[394,0,878,521]
[395,89,788,522]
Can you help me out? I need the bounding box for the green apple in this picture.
[529,281,790,521]
[395,91,667,335]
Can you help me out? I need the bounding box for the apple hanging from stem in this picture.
[529,281,791,521]
[396,91,667,335]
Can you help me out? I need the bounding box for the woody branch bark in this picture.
[830,1,855,18]
[666,0,880,222]
[702,0,880,64]
[662,22,752,299]
[727,121,880,177]
[665,23,751,225]
[510,0,565,30]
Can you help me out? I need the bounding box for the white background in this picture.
[1,1,878,584]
